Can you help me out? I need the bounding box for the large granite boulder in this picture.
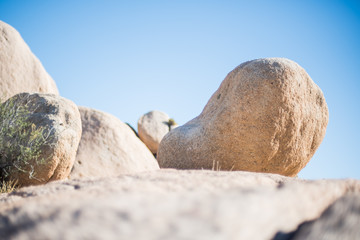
[158,58,329,177]
[0,21,59,100]
[69,107,159,179]
[0,93,82,186]
[0,170,359,239]
[138,110,178,154]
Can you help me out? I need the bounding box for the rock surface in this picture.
[0,21,59,100]
[69,107,159,179]
[0,170,359,240]
[277,194,360,240]
[138,110,178,154]
[158,58,329,177]
[1,93,82,186]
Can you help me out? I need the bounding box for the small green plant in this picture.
[0,179,18,193]
[0,97,53,185]
[168,118,177,127]
[166,118,177,131]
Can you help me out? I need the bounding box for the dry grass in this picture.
[211,160,235,171]
[212,160,221,171]
[0,179,18,194]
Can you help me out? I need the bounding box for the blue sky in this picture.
[1,0,359,179]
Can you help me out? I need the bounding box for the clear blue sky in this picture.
[1,0,359,179]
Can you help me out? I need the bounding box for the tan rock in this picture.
[0,93,82,186]
[138,110,178,154]
[69,107,159,179]
[158,58,329,176]
[0,21,59,100]
[0,170,359,240]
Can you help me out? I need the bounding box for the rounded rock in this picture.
[1,93,82,186]
[69,107,160,179]
[0,21,59,100]
[157,58,329,177]
[138,110,178,154]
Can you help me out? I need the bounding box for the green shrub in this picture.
[0,97,53,184]
[168,118,177,127]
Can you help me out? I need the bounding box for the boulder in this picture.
[0,170,359,240]
[0,93,81,186]
[138,110,178,154]
[69,107,159,179]
[158,58,329,177]
[0,21,59,100]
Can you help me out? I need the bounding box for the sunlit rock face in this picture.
[0,21,59,100]
[1,170,359,239]
[158,58,328,177]
[138,110,178,154]
[70,106,159,179]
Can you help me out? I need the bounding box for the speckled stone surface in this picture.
[158,58,328,176]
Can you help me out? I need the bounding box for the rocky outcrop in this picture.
[138,110,178,154]
[0,21,59,100]
[158,58,329,177]
[276,193,360,240]
[0,93,82,186]
[69,107,159,179]
[0,170,359,240]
